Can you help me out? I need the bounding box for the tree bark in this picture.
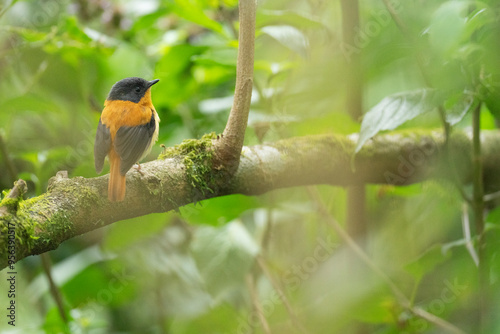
[2,130,500,270]
[214,0,256,172]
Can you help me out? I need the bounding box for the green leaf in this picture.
[443,90,476,126]
[62,16,92,44]
[486,206,500,226]
[168,0,225,35]
[405,244,451,281]
[106,45,154,85]
[261,25,309,58]
[464,4,496,40]
[154,44,205,107]
[427,1,470,55]
[180,194,260,226]
[355,89,437,153]
[485,84,500,120]
[42,306,71,334]
[103,213,169,252]
[257,9,328,30]
[170,304,242,334]
[191,221,259,298]
[192,47,238,67]
[5,26,47,42]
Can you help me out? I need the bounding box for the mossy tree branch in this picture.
[3,130,500,270]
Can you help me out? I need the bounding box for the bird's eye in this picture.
[135,86,141,93]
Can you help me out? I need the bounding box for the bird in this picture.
[94,77,160,202]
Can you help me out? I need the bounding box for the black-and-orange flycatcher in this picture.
[94,77,160,202]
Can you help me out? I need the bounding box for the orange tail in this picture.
[108,152,126,202]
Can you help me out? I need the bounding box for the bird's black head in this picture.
[107,77,159,103]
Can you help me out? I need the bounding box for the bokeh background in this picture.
[1,0,500,333]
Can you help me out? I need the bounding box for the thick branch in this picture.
[215,0,256,170]
[2,130,500,270]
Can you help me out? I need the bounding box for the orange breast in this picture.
[100,100,153,140]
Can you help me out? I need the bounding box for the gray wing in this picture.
[114,112,156,175]
[94,118,111,174]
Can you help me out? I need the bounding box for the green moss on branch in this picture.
[158,132,219,200]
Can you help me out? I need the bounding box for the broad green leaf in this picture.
[42,306,71,334]
[356,88,473,153]
[353,293,394,324]
[4,25,46,42]
[103,213,169,252]
[0,94,64,115]
[170,304,241,334]
[192,47,237,67]
[405,244,451,281]
[261,25,309,58]
[355,89,437,153]
[180,194,260,226]
[485,84,500,120]
[27,246,112,301]
[464,5,496,40]
[106,45,154,85]
[485,207,500,285]
[427,1,470,55]
[191,221,259,298]
[62,16,92,44]
[168,0,225,35]
[444,90,476,125]
[154,44,205,107]
[287,111,360,136]
[486,206,500,226]
[257,10,327,30]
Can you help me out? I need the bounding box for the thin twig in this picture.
[0,132,18,184]
[380,0,471,206]
[307,187,406,302]
[381,0,408,34]
[246,274,271,334]
[256,256,310,334]
[40,253,68,324]
[472,102,485,236]
[307,187,467,334]
[340,0,367,258]
[215,0,256,169]
[411,307,467,334]
[484,190,500,202]
[0,0,19,19]
[461,203,479,266]
[472,102,488,331]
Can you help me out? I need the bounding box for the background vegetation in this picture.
[1,0,500,333]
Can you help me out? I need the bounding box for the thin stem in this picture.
[380,0,472,205]
[0,132,18,184]
[308,187,406,302]
[307,187,467,334]
[256,257,310,334]
[246,274,271,334]
[340,0,362,121]
[216,0,256,170]
[381,0,408,34]
[40,253,68,324]
[461,203,479,266]
[472,102,487,332]
[341,0,367,269]
[472,102,484,236]
[0,0,18,19]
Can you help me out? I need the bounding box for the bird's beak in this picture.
[148,79,160,88]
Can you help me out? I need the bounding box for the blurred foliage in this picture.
[1,0,500,333]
